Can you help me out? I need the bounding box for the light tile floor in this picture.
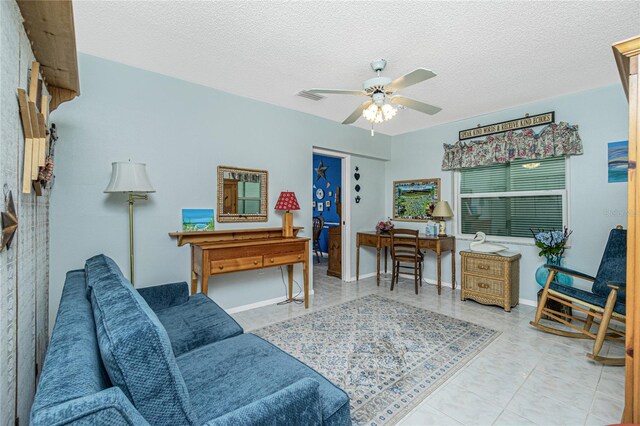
[231,259,625,426]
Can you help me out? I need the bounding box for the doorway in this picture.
[312,148,351,280]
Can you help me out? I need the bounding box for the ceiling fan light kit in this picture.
[306,59,442,136]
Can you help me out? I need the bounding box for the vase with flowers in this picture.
[375,218,394,234]
[532,227,574,287]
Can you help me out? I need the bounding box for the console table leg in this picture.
[384,247,388,274]
[437,253,442,295]
[376,248,381,287]
[451,240,456,290]
[287,265,294,302]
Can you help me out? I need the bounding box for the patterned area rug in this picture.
[253,294,500,426]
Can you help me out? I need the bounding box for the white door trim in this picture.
[312,147,351,281]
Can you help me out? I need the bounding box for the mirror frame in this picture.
[217,165,268,223]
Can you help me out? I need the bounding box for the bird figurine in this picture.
[469,232,507,253]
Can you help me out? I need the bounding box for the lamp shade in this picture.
[432,201,453,218]
[104,162,155,193]
[274,192,300,211]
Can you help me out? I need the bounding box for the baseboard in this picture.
[225,290,316,314]
[519,297,537,307]
[346,272,378,282]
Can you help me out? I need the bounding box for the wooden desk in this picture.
[356,231,456,295]
[169,227,310,308]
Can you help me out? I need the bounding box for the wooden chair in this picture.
[312,216,324,263]
[530,228,627,365]
[390,229,424,294]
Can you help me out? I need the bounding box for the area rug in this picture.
[253,294,500,425]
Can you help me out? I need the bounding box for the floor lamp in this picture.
[104,161,155,285]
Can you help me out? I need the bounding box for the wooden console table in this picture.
[169,227,310,308]
[356,231,455,295]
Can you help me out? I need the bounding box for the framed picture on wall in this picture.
[312,201,316,208]
[318,203,324,212]
[392,178,440,222]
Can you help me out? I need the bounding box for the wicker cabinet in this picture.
[460,251,521,312]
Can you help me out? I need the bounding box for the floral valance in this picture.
[441,122,583,171]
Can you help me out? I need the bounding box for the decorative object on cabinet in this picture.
[275,191,300,238]
[217,166,268,223]
[354,167,360,181]
[315,160,328,181]
[460,251,521,312]
[104,161,155,285]
[168,227,310,308]
[432,201,453,236]
[393,178,440,222]
[612,35,640,423]
[1,188,18,251]
[312,216,324,262]
[315,188,325,199]
[470,232,507,253]
[390,229,424,295]
[357,232,455,295]
[608,140,629,183]
[181,209,215,232]
[530,228,626,366]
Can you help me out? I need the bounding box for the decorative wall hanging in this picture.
[318,203,324,212]
[355,196,361,204]
[355,184,361,192]
[354,167,360,181]
[441,122,583,171]
[316,188,325,199]
[459,112,554,140]
[393,178,440,222]
[1,188,18,251]
[315,160,328,181]
[182,209,215,232]
[608,140,629,183]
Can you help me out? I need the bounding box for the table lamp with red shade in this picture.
[275,191,300,237]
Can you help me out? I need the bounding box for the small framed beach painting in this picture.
[608,141,628,183]
[182,209,215,231]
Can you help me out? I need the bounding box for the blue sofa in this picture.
[31,254,351,425]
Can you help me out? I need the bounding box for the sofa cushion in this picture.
[176,333,351,425]
[155,293,243,356]
[86,254,198,425]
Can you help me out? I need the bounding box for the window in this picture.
[458,156,567,239]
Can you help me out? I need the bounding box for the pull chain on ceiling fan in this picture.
[306,59,442,135]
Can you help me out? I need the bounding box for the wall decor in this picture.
[315,160,328,181]
[318,203,324,212]
[316,188,325,199]
[217,166,268,223]
[393,178,440,222]
[1,188,17,251]
[312,201,316,208]
[328,191,332,197]
[355,195,361,204]
[459,112,555,140]
[608,140,629,183]
[182,209,215,231]
[326,200,331,208]
[355,184,361,192]
[354,166,360,181]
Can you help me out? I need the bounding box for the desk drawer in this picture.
[463,256,504,278]
[211,256,263,274]
[264,252,304,267]
[463,274,504,297]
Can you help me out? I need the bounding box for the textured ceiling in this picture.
[72,1,640,136]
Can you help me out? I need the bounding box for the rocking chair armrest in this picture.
[544,264,595,281]
[607,281,626,290]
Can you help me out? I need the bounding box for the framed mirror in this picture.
[217,166,268,223]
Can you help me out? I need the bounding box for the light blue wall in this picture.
[49,54,391,327]
[386,85,629,302]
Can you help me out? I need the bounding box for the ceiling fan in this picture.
[307,59,442,134]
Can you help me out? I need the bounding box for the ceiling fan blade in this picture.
[307,89,367,96]
[390,95,442,115]
[342,101,373,124]
[386,69,436,91]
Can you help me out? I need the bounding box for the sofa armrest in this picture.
[137,281,189,311]
[30,387,150,426]
[204,378,323,426]
[545,264,595,282]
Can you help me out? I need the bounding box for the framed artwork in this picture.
[182,209,215,231]
[608,140,628,183]
[392,178,440,222]
[317,203,324,212]
[328,191,333,197]
[326,200,331,207]
[312,201,316,208]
